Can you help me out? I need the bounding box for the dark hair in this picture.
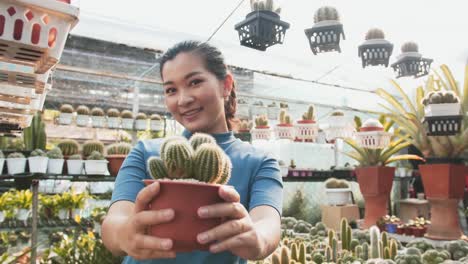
[159,40,237,130]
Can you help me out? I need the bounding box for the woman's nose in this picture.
[178,91,195,106]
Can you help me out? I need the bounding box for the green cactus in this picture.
[279,109,286,123]
[57,139,80,156]
[147,157,169,179]
[384,247,390,260]
[325,246,332,262]
[395,247,422,264]
[91,107,105,116]
[381,232,388,251]
[356,245,363,259]
[8,152,25,159]
[254,115,269,128]
[314,6,340,23]
[164,140,194,179]
[59,104,74,113]
[82,140,105,157]
[340,218,348,250]
[106,142,132,155]
[365,28,385,40]
[421,249,450,264]
[68,154,82,160]
[328,229,335,248]
[281,246,290,264]
[312,252,324,264]
[302,105,315,121]
[106,108,120,117]
[160,136,186,161]
[150,114,162,120]
[30,149,47,157]
[401,42,419,53]
[370,226,381,259]
[136,112,147,120]
[363,242,370,261]
[87,150,105,160]
[407,239,434,254]
[47,147,63,159]
[121,110,133,119]
[291,243,298,261]
[76,105,90,115]
[444,240,468,260]
[379,241,384,260]
[192,143,227,183]
[332,238,338,262]
[389,239,398,260]
[298,243,306,264]
[331,110,344,116]
[271,252,281,264]
[189,133,216,151]
[217,155,232,185]
[23,112,46,151]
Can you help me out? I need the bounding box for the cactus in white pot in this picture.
[85,151,109,175]
[106,108,121,129]
[91,107,106,128]
[7,152,27,175]
[47,147,64,175]
[67,154,84,175]
[135,112,148,130]
[28,149,48,173]
[150,114,164,131]
[58,104,74,125]
[75,105,90,127]
[121,110,134,130]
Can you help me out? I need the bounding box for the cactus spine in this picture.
[189,133,216,151]
[57,139,80,156]
[193,144,226,183]
[160,136,186,160]
[370,226,381,259]
[148,157,169,179]
[218,155,232,184]
[164,140,194,178]
[23,112,46,151]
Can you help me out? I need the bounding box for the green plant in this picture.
[376,64,468,158]
[57,139,80,156]
[189,133,216,151]
[7,152,25,159]
[55,192,74,211]
[401,42,418,53]
[422,90,460,105]
[106,108,120,118]
[238,120,252,131]
[314,6,339,23]
[150,114,162,120]
[366,28,385,40]
[15,190,32,209]
[71,192,90,209]
[136,112,147,120]
[268,102,277,107]
[280,102,288,108]
[68,154,82,160]
[370,226,381,259]
[106,142,132,155]
[59,104,74,113]
[331,111,344,116]
[421,249,450,264]
[283,188,308,222]
[255,115,269,128]
[444,240,468,260]
[91,207,107,224]
[76,105,90,115]
[23,112,46,151]
[279,109,292,125]
[87,151,105,160]
[82,140,105,157]
[302,105,315,121]
[30,149,46,157]
[406,239,434,254]
[251,0,282,14]
[395,247,422,264]
[47,147,63,159]
[324,178,349,188]
[91,107,105,117]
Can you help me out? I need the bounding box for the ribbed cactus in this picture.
[271,252,281,264]
[291,243,298,261]
[384,247,390,260]
[389,240,397,260]
[325,245,332,262]
[91,107,105,116]
[59,104,74,113]
[381,232,388,250]
[401,42,419,53]
[340,218,348,250]
[47,147,63,159]
[83,140,105,157]
[314,6,340,23]
[160,136,186,160]
[121,110,133,119]
[365,28,385,40]
[255,115,269,128]
[8,152,25,158]
[332,238,338,262]
[356,245,363,259]
[189,133,216,151]
[147,157,169,179]
[298,243,306,264]
[57,139,80,156]
[107,108,120,117]
[280,246,290,264]
[350,239,359,252]
[279,109,286,123]
[76,105,90,115]
[164,140,194,179]
[150,114,162,120]
[302,105,315,121]
[23,112,46,151]
[218,155,232,184]
[328,229,335,248]
[68,154,82,160]
[239,120,252,131]
[107,142,132,155]
[30,149,46,157]
[363,242,370,261]
[136,112,147,120]
[370,226,381,259]
[193,143,226,183]
[87,150,105,160]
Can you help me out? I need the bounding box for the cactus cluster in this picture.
[444,240,468,260]
[238,120,252,131]
[422,91,460,106]
[107,108,120,118]
[121,110,134,119]
[280,102,288,109]
[23,112,46,151]
[150,114,162,120]
[406,239,434,254]
[302,105,315,121]
[395,247,422,264]
[47,147,63,159]
[30,149,47,157]
[279,109,293,125]
[314,6,340,23]
[401,42,419,53]
[68,154,82,160]
[91,107,105,117]
[251,0,281,14]
[87,150,105,160]
[255,115,269,128]
[331,111,344,117]
[59,104,74,113]
[82,140,105,157]
[421,249,450,264]
[147,133,232,184]
[76,105,90,115]
[57,139,80,156]
[7,152,25,159]
[365,28,386,40]
[136,112,147,120]
[106,142,132,156]
[324,178,349,189]
[368,226,398,261]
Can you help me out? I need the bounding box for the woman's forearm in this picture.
[249,206,281,260]
[102,201,134,256]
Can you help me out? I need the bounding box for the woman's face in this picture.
[162,52,232,134]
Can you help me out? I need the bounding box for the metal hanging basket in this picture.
[391,52,433,78]
[423,102,462,136]
[304,21,345,55]
[358,39,393,68]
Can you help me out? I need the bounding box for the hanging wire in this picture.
[206,0,247,42]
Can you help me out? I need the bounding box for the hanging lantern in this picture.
[358,28,393,68]
[391,42,433,78]
[274,109,295,140]
[293,105,318,142]
[234,0,289,51]
[251,115,271,140]
[324,111,355,142]
[422,91,462,136]
[356,119,392,149]
[304,6,345,55]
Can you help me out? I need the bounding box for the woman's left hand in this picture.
[196,186,264,260]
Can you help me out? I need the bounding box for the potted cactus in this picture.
[144,133,232,252]
[391,41,433,78]
[234,119,252,142]
[324,110,355,143]
[305,6,345,55]
[121,110,134,130]
[67,154,84,175]
[6,152,27,175]
[234,0,289,51]
[91,107,106,128]
[106,108,121,129]
[82,140,104,157]
[28,149,48,174]
[251,115,271,141]
[47,147,64,175]
[295,105,318,142]
[135,112,148,130]
[58,104,74,125]
[358,28,394,68]
[237,98,250,119]
[275,109,294,140]
[267,102,280,120]
[0,150,4,175]
[85,151,108,175]
[106,142,132,176]
[75,105,90,127]
[355,118,392,149]
[150,114,164,131]
[422,91,462,135]
[324,178,351,206]
[57,139,80,175]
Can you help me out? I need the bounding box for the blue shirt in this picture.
[111,130,283,264]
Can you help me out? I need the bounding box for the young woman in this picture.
[102,41,283,263]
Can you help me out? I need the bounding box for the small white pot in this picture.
[150,120,164,131]
[7,158,27,175]
[0,158,4,174]
[47,159,64,175]
[58,209,69,220]
[76,115,90,127]
[135,119,147,130]
[280,166,289,177]
[67,160,84,175]
[58,113,73,125]
[107,117,120,129]
[326,188,352,206]
[28,156,49,173]
[16,209,30,221]
[85,160,109,175]
[425,103,461,117]
[91,116,106,128]
[0,211,5,223]
[122,118,134,130]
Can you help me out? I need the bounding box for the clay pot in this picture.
[396,226,405,235]
[144,180,224,252]
[106,155,126,177]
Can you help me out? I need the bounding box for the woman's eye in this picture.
[165,88,176,94]
[189,79,202,86]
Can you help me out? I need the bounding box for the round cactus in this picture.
[192,143,225,183]
[365,28,385,40]
[362,119,384,129]
[91,107,105,117]
[87,150,105,160]
[30,149,47,157]
[218,155,232,185]
[106,142,132,156]
[82,140,105,157]
[7,152,25,159]
[147,156,169,179]
[314,6,340,23]
[121,110,134,119]
[47,147,63,159]
[76,105,90,115]
[68,154,82,160]
[401,42,419,53]
[189,133,216,151]
[136,112,147,120]
[150,114,162,120]
[59,104,74,113]
[302,105,315,121]
[255,115,269,128]
[164,140,194,179]
[160,136,187,161]
[57,139,80,156]
[107,108,120,118]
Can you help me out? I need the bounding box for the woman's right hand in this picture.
[118,181,176,260]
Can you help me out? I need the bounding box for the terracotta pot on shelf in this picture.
[355,166,395,229]
[106,155,126,177]
[396,226,405,235]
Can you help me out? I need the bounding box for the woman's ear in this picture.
[223,73,234,98]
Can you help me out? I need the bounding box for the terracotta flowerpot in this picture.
[412,227,425,237]
[404,227,413,236]
[396,226,405,235]
[106,155,126,177]
[355,166,395,229]
[144,180,224,252]
[419,163,465,240]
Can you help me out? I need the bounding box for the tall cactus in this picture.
[23,112,46,150]
[291,243,298,261]
[57,139,80,156]
[362,242,370,261]
[280,246,290,264]
[298,243,306,264]
[381,231,389,250]
[148,157,169,179]
[379,241,384,260]
[189,133,216,151]
[332,238,338,262]
[164,140,194,179]
[389,239,398,260]
[328,229,335,248]
[193,143,227,183]
[83,140,105,157]
[218,155,232,185]
[271,252,280,264]
[325,246,332,262]
[384,247,391,259]
[355,245,363,259]
[370,226,381,259]
[302,105,315,121]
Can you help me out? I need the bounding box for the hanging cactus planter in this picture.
[391,42,433,78]
[234,0,289,51]
[358,28,394,68]
[304,6,345,55]
[422,91,462,136]
[355,119,392,149]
